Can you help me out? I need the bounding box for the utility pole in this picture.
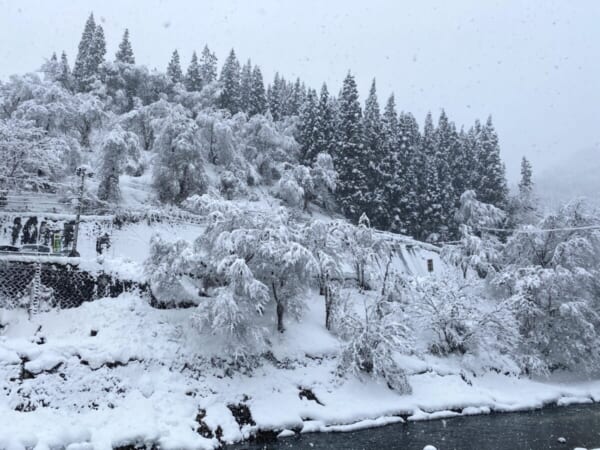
[70,166,92,257]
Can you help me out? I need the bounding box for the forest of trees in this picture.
[0,13,511,242]
[2,13,600,392]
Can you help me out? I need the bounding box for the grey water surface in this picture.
[228,403,600,450]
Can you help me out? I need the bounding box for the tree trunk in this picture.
[325,284,332,331]
[272,281,285,333]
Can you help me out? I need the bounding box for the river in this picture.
[227,403,600,450]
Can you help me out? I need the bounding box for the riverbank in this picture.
[2,293,600,449]
[227,403,600,450]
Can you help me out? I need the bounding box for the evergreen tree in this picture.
[298,88,319,163]
[334,72,368,222]
[463,120,483,193]
[288,78,305,116]
[248,65,267,116]
[239,59,253,113]
[199,45,218,85]
[41,52,61,82]
[433,110,458,238]
[477,116,508,208]
[416,112,447,240]
[512,156,537,225]
[397,112,421,235]
[185,51,202,91]
[314,83,336,157]
[72,13,97,91]
[115,29,135,64]
[91,24,106,72]
[219,49,241,114]
[267,72,284,121]
[375,94,401,230]
[361,79,384,220]
[57,51,72,91]
[519,156,533,196]
[167,50,183,84]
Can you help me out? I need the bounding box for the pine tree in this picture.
[518,156,533,196]
[41,52,61,82]
[248,65,267,116]
[199,45,218,85]
[464,120,483,193]
[513,156,537,225]
[288,78,305,116]
[57,51,72,91]
[376,94,401,230]
[239,59,253,113]
[115,29,135,64]
[267,73,281,120]
[314,83,336,157]
[477,116,508,208]
[433,110,458,238]
[417,112,446,240]
[185,51,203,91]
[72,13,97,91]
[397,112,421,236]
[362,79,384,221]
[334,72,368,222]
[91,24,106,72]
[298,89,319,163]
[219,49,241,114]
[167,50,183,84]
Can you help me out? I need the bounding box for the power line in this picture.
[479,225,600,234]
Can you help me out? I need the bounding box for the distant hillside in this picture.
[535,146,600,208]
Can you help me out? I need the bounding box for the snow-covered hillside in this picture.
[3,292,600,449]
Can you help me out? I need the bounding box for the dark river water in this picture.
[228,404,600,450]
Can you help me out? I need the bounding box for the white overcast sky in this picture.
[1,0,599,184]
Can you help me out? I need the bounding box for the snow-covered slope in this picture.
[2,292,600,449]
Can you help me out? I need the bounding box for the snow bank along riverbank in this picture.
[3,293,600,450]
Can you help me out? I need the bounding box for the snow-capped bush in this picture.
[192,258,270,361]
[443,190,506,279]
[152,110,208,203]
[337,295,413,394]
[144,235,202,307]
[410,275,520,373]
[491,200,600,374]
[97,125,141,202]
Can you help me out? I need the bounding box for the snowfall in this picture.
[2,190,600,450]
[4,272,600,449]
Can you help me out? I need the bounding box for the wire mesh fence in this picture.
[0,259,150,312]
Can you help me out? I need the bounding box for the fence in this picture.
[0,258,149,312]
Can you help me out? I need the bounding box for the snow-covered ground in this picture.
[2,292,600,450]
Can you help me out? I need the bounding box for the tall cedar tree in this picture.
[362,79,384,221]
[185,51,203,91]
[314,83,336,157]
[199,45,218,85]
[397,112,420,235]
[91,25,106,72]
[267,73,284,121]
[376,94,401,230]
[298,89,319,163]
[115,29,135,64]
[73,14,104,91]
[239,59,253,113]
[219,49,241,114]
[519,156,533,196]
[433,110,458,237]
[477,116,508,208]
[57,51,72,91]
[248,66,267,116]
[334,72,368,222]
[167,50,183,84]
